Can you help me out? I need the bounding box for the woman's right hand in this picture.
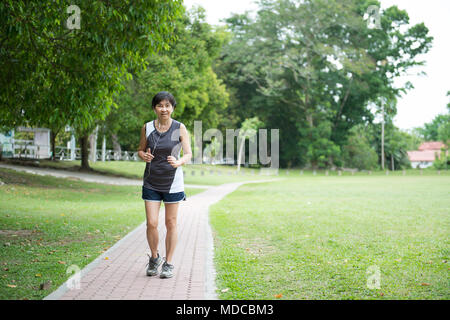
[143,148,154,163]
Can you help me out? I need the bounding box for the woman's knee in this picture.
[146,219,158,230]
[165,218,177,231]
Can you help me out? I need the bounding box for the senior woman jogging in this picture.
[137,91,192,278]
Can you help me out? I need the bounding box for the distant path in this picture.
[0,163,210,189]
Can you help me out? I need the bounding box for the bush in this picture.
[342,130,378,170]
[433,148,449,170]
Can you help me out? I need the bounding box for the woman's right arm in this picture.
[137,125,149,161]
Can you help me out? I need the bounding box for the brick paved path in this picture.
[44,181,272,300]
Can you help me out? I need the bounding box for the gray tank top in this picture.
[143,119,184,193]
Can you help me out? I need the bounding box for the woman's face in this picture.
[154,99,174,119]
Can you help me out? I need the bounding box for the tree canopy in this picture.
[0,0,436,170]
[214,0,433,168]
[416,91,450,144]
[0,0,184,167]
[101,6,230,152]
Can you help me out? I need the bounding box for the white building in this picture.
[407,141,447,169]
[0,127,51,159]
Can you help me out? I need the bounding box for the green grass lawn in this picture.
[1,159,448,300]
[210,174,450,300]
[0,167,205,300]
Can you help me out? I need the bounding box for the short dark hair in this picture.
[151,91,176,109]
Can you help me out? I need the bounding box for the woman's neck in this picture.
[156,117,172,127]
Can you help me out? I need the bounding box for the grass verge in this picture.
[210,175,449,299]
[0,167,204,300]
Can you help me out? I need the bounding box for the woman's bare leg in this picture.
[144,200,161,258]
[164,202,180,264]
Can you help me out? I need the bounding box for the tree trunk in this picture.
[111,134,121,152]
[391,154,394,171]
[111,133,121,160]
[88,125,98,162]
[306,114,313,128]
[79,135,91,170]
[306,113,317,169]
[50,130,56,161]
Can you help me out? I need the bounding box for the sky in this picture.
[183,0,450,130]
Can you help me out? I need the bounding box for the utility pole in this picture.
[379,60,388,171]
[381,99,385,170]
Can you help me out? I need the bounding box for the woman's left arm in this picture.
[167,124,192,168]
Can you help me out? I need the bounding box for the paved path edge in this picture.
[43,180,279,300]
[43,219,148,300]
[205,208,218,300]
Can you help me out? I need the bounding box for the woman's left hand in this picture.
[167,156,182,168]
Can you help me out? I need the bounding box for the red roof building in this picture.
[407,141,447,168]
[407,150,438,162]
[418,141,446,151]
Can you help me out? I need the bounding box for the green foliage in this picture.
[342,125,378,170]
[417,114,450,142]
[239,117,264,136]
[433,154,448,170]
[370,120,412,170]
[415,91,450,145]
[236,116,265,169]
[438,121,450,146]
[437,93,450,145]
[433,145,449,170]
[301,120,342,169]
[103,6,230,151]
[401,128,424,151]
[215,0,433,168]
[0,0,184,148]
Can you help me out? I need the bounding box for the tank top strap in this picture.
[145,121,155,139]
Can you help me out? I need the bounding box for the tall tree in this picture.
[0,1,184,169]
[102,6,229,152]
[215,0,432,168]
[369,119,412,170]
[417,91,450,143]
[341,124,378,170]
[236,116,264,171]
